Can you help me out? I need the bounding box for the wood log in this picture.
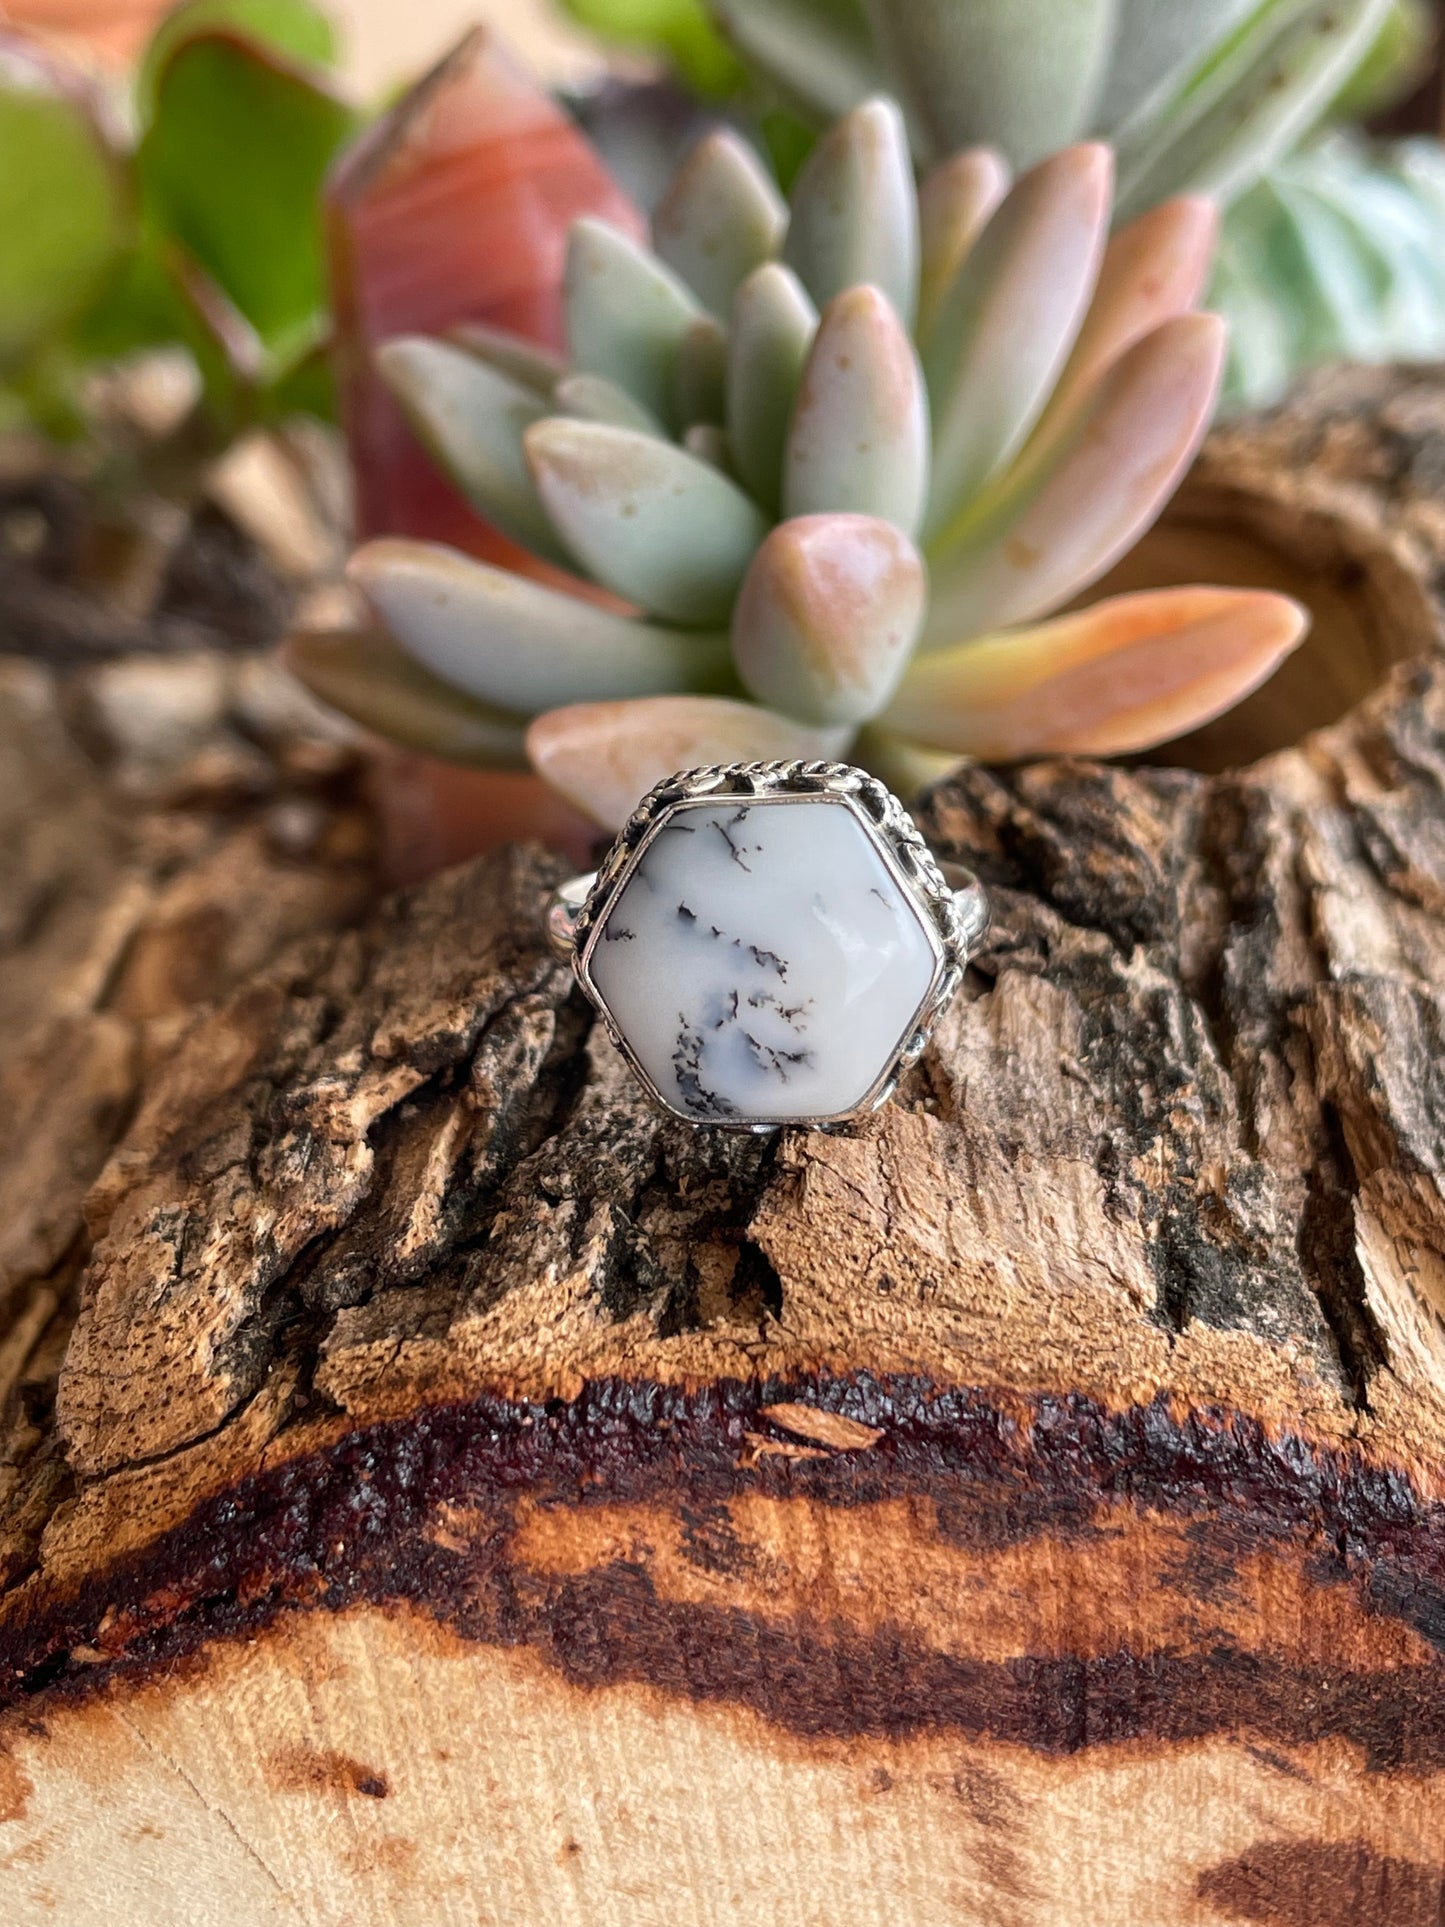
[7,367,1445,1924]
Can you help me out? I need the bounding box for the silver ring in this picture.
[546,760,988,1132]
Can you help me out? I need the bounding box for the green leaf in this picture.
[525,418,769,624]
[137,0,337,124]
[0,41,131,374]
[783,96,919,328]
[727,262,817,513]
[560,0,748,97]
[137,30,354,352]
[350,538,733,713]
[652,129,786,316]
[710,0,877,124]
[564,218,701,427]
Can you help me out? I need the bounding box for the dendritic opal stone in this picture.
[586,795,941,1123]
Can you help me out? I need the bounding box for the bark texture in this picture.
[7,368,1445,1924]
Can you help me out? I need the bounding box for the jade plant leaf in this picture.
[0,38,131,373]
[137,0,338,122]
[137,28,354,354]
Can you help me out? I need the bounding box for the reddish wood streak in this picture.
[3,1376,1445,1765]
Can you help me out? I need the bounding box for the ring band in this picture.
[547,760,988,1131]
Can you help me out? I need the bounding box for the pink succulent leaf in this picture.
[884,585,1308,761]
[916,146,1012,343]
[732,515,927,727]
[924,311,1226,643]
[527,696,853,829]
[921,143,1113,545]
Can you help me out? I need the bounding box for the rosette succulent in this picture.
[292,96,1308,831]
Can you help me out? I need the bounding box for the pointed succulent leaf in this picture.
[375,337,570,566]
[917,147,1011,344]
[709,0,879,125]
[783,97,919,329]
[925,312,1226,641]
[446,319,566,395]
[923,143,1112,545]
[858,0,1118,169]
[783,286,930,537]
[652,128,787,317]
[684,423,734,471]
[350,538,730,713]
[732,514,926,726]
[1093,0,1259,135]
[1048,195,1218,422]
[528,694,852,829]
[554,371,664,433]
[884,585,1307,760]
[564,216,701,425]
[674,313,729,427]
[525,419,770,624]
[1111,0,1394,222]
[727,262,817,514]
[284,625,529,766]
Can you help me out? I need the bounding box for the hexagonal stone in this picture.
[584,792,942,1124]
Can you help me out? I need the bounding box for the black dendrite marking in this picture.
[673,1016,739,1118]
[747,991,813,1029]
[744,1032,814,1082]
[713,808,755,872]
[603,922,636,942]
[677,901,697,924]
[714,989,741,1029]
[870,887,893,908]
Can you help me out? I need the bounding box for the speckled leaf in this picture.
[564,216,701,425]
[375,337,569,565]
[653,129,787,316]
[783,97,919,328]
[924,311,1226,640]
[446,319,566,395]
[284,625,529,766]
[727,262,817,514]
[350,537,730,713]
[554,371,664,433]
[917,147,1011,344]
[922,143,1112,545]
[732,514,926,725]
[528,693,851,828]
[783,285,929,536]
[885,584,1307,758]
[525,419,769,624]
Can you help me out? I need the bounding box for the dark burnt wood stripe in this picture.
[1197,1839,1445,1927]
[3,1374,1445,1750]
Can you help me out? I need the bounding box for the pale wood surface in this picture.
[7,368,1445,1924]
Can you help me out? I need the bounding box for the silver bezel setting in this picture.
[553,760,987,1133]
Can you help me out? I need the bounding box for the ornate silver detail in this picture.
[546,760,989,1131]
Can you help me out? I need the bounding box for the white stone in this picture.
[586,794,940,1123]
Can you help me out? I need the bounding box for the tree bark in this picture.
[8,367,1445,1925]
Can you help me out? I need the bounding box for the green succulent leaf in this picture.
[525,418,770,624]
[564,218,701,427]
[683,423,735,471]
[710,0,878,124]
[1213,135,1445,412]
[137,0,338,124]
[673,314,729,427]
[917,148,1011,344]
[726,262,817,514]
[554,371,664,433]
[137,29,355,353]
[351,538,732,713]
[1110,0,1394,222]
[0,41,131,375]
[859,0,1118,169]
[285,626,530,768]
[652,129,787,316]
[376,337,570,566]
[783,285,929,536]
[783,96,919,328]
[447,321,567,396]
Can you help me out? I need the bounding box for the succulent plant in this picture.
[292,95,1308,831]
